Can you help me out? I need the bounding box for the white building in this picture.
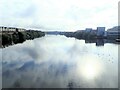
[8,27,16,31]
[0,26,26,32]
[2,27,9,31]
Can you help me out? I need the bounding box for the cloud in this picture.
[0,0,119,30]
[2,35,118,88]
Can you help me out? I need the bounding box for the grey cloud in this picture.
[0,0,118,30]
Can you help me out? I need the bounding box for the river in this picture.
[1,35,119,88]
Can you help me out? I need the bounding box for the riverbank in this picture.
[0,30,45,48]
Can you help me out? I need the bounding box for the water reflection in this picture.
[85,39,120,46]
[2,35,118,88]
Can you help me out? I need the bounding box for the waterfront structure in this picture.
[0,27,9,31]
[85,28,92,33]
[104,31,107,37]
[97,27,105,37]
[107,26,120,37]
[0,26,26,32]
[90,29,97,35]
[18,28,26,32]
[8,27,16,31]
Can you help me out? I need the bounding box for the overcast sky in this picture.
[0,0,119,31]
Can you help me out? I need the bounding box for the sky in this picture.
[0,0,119,31]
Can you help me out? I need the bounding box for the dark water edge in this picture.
[1,34,120,49]
[1,88,119,90]
[0,30,45,48]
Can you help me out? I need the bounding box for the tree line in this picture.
[1,29,45,48]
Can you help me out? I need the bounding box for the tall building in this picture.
[97,27,105,37]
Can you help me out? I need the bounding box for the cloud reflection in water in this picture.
[2,35,118,88]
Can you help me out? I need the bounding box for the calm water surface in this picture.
[1,35,118,88]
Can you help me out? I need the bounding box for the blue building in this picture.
[85,28,92,33]
[107,26,120,39]
[97,27,105,37]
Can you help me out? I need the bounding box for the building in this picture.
[8,27,16,31]
[85,28,92,33]
[97,27,105,37]
[107,26,120,38]
[2,27,9,31]
[107,31,120,36]
[90,30,97,35]
[0,26,26,32]
[18,28,26,32]
[0,26,15,31]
